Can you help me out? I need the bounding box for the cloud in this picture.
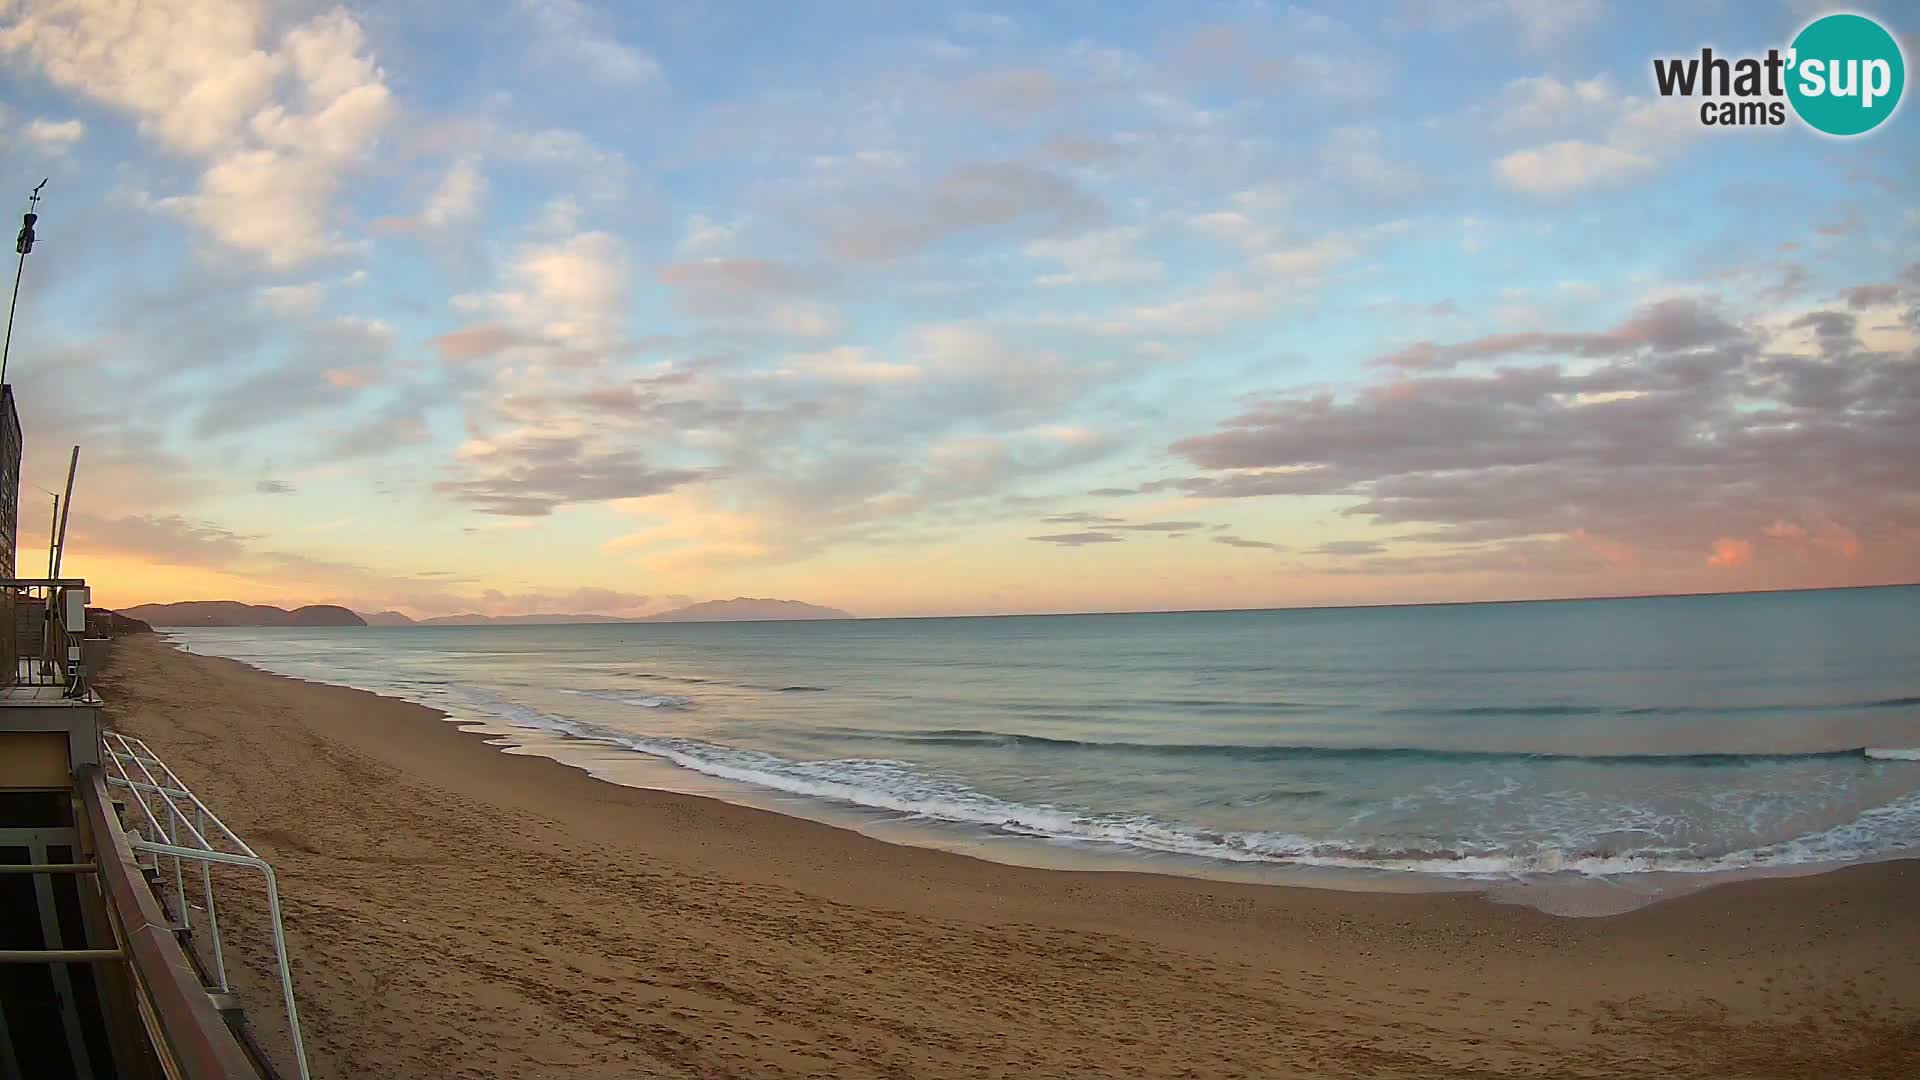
[414,124,636,207]
[1375,297,1742,371]
[1031,516,1203,539]
[1166,280,1920,579]
[69,513,254,568]
[520,0,662,87]
[25,117,85,148]
[1789,310,1858,353]
[1842,284,1899,309]
[768,303,845,339]
[259,283,324,313]
[1319,126,1418,198]
[1392,0,1604,49]
[422,157,486,229]
[431,324,544,362]
[1487,75,1697,197]
[1044,213,1376,339]
[255,479,295,494]
[823,160,1102,261]
[0,3,399,266]
[317,402,431,461]
[0,0,279,156]
[1025,228,1164,287]
[1252,52,1392,104]
[1028,531,1123,545]
[438,429,705,516]
[72,509,655,617]
[1257,233,1361,278]
[655,257,826,328]
[1214,535,1282,550]
[1706,537,1755,569]
[455,231,630,357]
[1312,540,1388,556]
[676,214,740,257]
[193,316,395,438]
[778,347,920,384]
[946,67,1063,123]
[1169,20,1390,104]
[1076,278,1273,337]
[1495,141,1651,197]
[1761,517,1861,560]
[1492,75,1618,135]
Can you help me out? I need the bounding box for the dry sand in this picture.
[96,633,1918,1079]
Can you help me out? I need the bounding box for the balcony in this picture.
[1,578,94,705]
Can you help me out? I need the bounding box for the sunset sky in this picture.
[0,0,1914,618]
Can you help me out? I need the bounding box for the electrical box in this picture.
[63,585,88,629]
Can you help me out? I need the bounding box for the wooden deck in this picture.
[0,683,95,706]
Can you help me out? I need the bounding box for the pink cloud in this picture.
[1763,518,1861,560]
[1762,519,1806,542]
[325,367,375,388]
[1706,537,1755,569]
[1570,529,1635,568]
[431,324,541,361]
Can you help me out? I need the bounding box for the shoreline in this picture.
[98,633,1920,1078]
[157,628,1918,918]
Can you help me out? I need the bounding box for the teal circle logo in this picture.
[1787,13,1905,136]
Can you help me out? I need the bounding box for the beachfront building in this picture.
[0,387,302,1077]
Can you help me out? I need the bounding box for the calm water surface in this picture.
[174,587,1920,880]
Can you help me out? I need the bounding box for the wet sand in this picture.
[97,633,1919,1079]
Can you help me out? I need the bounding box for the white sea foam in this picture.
[167,629,1920,881]
[447,684,1920,878]
[558,689,693,708]
[601,736,1920,877]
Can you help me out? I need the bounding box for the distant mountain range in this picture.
[119,601,367,627]
[640,598,852,622]
[383,612,668,626]
[120,597,852,627]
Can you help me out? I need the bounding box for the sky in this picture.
[0,0,1915,619]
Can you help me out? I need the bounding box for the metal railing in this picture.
[2,576,90,694]
[101,730,311,1080]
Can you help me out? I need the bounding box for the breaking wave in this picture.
[841,728,1915,766]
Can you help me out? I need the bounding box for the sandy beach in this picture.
[94,633,1918,1079]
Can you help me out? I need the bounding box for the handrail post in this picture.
[198,803,227,993]
[168,798,189,930]
[260,863,309,1080]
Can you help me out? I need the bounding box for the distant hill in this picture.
[413,613,649,626]
[90,608,154,635]
[119,601,367,627]
[352,597,854,627]
[641,597,854,622]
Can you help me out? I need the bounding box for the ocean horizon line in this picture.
[142,579,1920,628]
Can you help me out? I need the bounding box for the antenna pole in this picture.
[1,253,24,387]
[46,494,58,578]
[52,446,76,579]
[1,180,47,388]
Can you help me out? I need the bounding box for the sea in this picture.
[169,586,1920,910]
